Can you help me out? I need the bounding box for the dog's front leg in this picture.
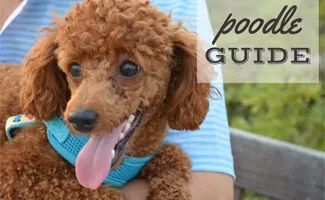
[140,143,192,200]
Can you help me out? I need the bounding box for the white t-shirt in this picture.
[0,0,235,178]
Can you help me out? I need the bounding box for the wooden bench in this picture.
[230,128,325,200]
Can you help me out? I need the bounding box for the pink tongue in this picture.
[76,121,126,189]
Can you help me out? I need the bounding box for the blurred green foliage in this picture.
[226,83,324,151]
[206,0,324,199]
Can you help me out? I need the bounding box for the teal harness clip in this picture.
[5,114,155,188]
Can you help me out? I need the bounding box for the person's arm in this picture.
[122,173,233,200]
[0,0,22,29]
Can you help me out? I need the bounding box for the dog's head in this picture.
[20,0,215,189]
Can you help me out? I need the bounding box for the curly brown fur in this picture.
[0,63,22,146]
[140,143,192,200]
[0,125,126,200]
[0,0,215,199]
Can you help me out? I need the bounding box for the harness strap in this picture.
[5,114,157,188]
[5,114,37,140]
[43,116,71,144]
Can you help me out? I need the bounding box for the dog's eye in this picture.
[70,63,82,79]
[119,61,140,78]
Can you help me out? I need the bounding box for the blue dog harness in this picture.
[5,114,155,188]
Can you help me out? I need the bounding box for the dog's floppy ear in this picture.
[20,30,70,121]
[165,27,213,131]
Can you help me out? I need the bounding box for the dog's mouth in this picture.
[75,110,143,190]
[112,111,142,166]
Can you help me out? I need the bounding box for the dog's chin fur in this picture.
[0,0,216,199]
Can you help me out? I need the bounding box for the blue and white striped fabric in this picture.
[0,0,235,179]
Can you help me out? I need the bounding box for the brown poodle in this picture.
[0,0,214,199]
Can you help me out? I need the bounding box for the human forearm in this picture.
[121,172,234,200]
[190,172,234,200]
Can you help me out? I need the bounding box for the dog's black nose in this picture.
[68,109,98,132]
